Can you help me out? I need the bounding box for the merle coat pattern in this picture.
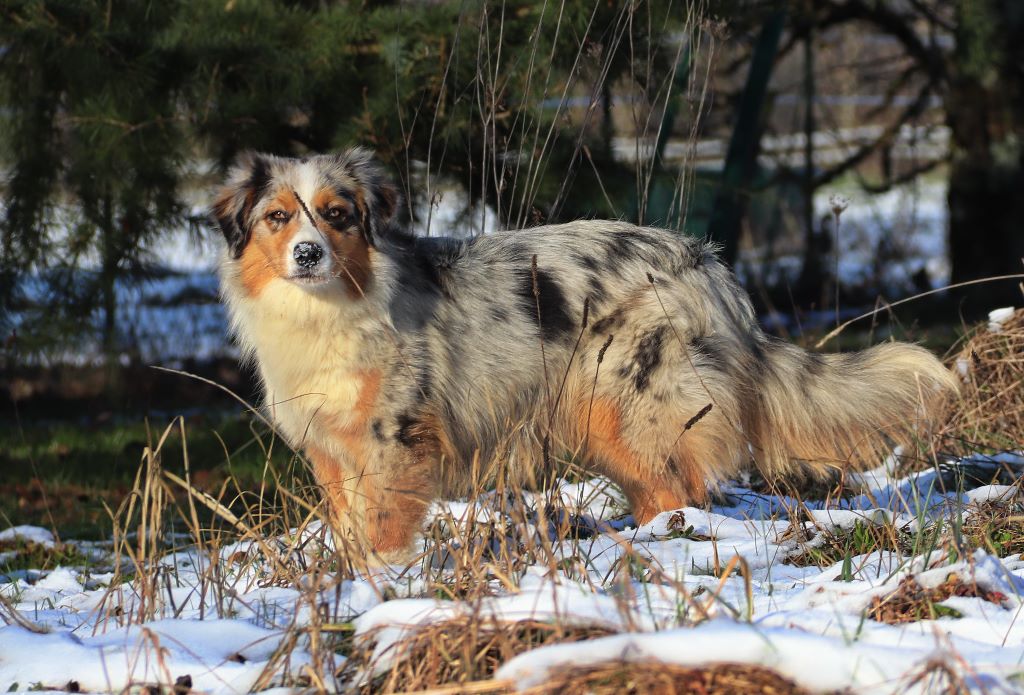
[213,149,957,561]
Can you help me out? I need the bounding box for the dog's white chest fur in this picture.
[227,279,377,449]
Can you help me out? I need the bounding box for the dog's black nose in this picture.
[293,241,323,268]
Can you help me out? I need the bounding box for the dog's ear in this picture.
[342,148,402,247]
[212,152,272,259]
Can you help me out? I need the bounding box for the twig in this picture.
[814,273,1024,348]
[0,593,49,634]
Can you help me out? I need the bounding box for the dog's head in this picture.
[212,148,400,298]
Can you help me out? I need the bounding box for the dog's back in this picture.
[383,221,957,514]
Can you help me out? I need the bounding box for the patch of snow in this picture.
[0,620,300,694]
[495,621,1020,694]
[0,526,56,549]
[988,306,1016,333]
[956,357,971,381]
[1,451,1023,692]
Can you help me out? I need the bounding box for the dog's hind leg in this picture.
[577,396,698,525]
[572,361,748,525]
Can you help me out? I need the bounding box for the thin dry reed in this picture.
[936,307,1024,457]
[345,617,616,693]
[527,661,813,695]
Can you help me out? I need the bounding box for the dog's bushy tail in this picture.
[741,339,958,478]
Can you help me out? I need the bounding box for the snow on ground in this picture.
[2,452,1023,693]
[0,527,57,548]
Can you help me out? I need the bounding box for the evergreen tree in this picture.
[1,0,694,361]
[1,0,187,354]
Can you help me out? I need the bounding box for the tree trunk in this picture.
[946,1,1024,307]
[796,21,830,308]
[947,152,1024,300]
[99,194,120,373]
[706,10,786,266]
[98,195,123,403]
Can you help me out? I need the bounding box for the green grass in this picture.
[0,412,286,483]
[0,537,93,574]
[0,411,300,539]
[958,499,1024,558]
[787,521,903,570]
[787,518,957,577]
[787,501,1024,581]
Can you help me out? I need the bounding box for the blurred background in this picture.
[2,0,1022,530]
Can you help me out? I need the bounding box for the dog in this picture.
[213,148,957,562]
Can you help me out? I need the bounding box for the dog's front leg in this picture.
[305,444,357,538]
[362,463,435,561]
[306,444,436,565]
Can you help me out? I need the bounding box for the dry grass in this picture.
[83,414,369,633]
[530,661,814,695]
[935,307,1024,457]
[867,573,1008,624]
[38,412,641,691]
[345,617,616,693]
[5,310,1019,692]
[959,497,1024,558]
[785,520,908,570]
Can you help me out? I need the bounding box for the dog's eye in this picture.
[267,210,289,222]
[326,207,347,221]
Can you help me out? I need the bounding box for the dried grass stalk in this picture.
[938,308,1024,455]
[867,574,1007,624]
[529,660,813,695]
[347,617,616,693]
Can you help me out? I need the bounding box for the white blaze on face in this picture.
[284,161,334,280]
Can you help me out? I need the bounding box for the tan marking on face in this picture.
[352,187,370,229]
[313,187,372,299]
[238,190,301,297]
[311,189,354,218]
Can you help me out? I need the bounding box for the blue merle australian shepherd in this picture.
[212,149,956,562]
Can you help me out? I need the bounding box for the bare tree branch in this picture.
[905,0,955,33]
[766,72,939,191]
[855,152,950,194]
[815,0,948,83]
